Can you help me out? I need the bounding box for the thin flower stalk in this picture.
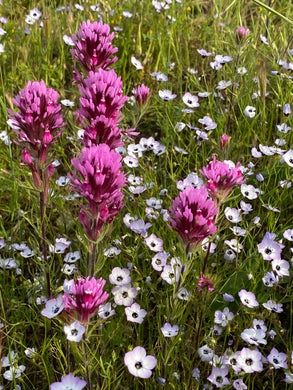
[9,80,65,298]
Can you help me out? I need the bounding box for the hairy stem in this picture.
[40,182,51,299]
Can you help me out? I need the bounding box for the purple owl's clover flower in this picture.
[8,80,65,191]
[71,19,118,82]
[199,156,244,201]
[132,84,150,106]
[75,69,133,148]
[236,27,249,43]
[168,186,218,251]
[63,276,109,323]
[69,144,126,242]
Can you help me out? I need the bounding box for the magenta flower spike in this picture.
[132,84,150,106]
[64,276,109,323]
[199,156,244,200]
[236,26,249,42]
[220,134,229,151]
[71,20,118,79]
[168,186,218,250]
[9,80,65,162]
[76,69,129,148]
[69,144,126,241]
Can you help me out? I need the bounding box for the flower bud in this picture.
[236,27,248,43]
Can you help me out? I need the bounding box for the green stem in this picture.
[40,183,51,299]
[83,338,92,390]
[252,0,293,26]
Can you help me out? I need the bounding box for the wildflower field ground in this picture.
[0,0,293,389]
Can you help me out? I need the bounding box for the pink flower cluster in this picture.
[8,80,65,189]
[71,20,118,80]
[236,26,249,41]
[168,186,218,249]
[76,69,129,148]
[64,276,109,323]
[71,20,139,148]
[69,144,126,241]
[132,84,150,106]
[199,156,244,200]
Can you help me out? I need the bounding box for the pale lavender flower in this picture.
[145,234,163,252]
[198,116,217,131]
[271,259,290,277]
[284,372,293,383]
[257,232,284,261]
[224,239,243,253]
[267,348,288,369]
[238,290,259,308]
[64,251,80,263]
[283,103,290,116]
[216,80,232,90]
[233,379,247,390]
[277,123,291,133]
[124,346,157,378]
[241,184,260,199]
[64,320,86,342]
[109,267,131,286]
[283,229,293,241]
[198,344,214,362]
[260,34,269,45]
[182,92,199,108]
[50,373,87,390]
[224,207,242,223]
[125,303,147,323]
[223,293,234,302]
[237,348,263,373]
[41,295,65,318]
[214,307,234,326]
[262,271,279,287]
[197,49,212,57]
[207,366,230,388]
[158,89,177,101]
[263,300,283,313]
[131,56,143,70]
[223,350,241,373]
[98,302,115,319]
[161,322,179,337]
[241,328,267,346]
[160,265,180,285]
[151,252,169,271]
[244,106,256,118]
[112,284,137,306]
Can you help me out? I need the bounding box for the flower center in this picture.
[245,358,253,366]
[216,376,223,384]
[135,361,142,369]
